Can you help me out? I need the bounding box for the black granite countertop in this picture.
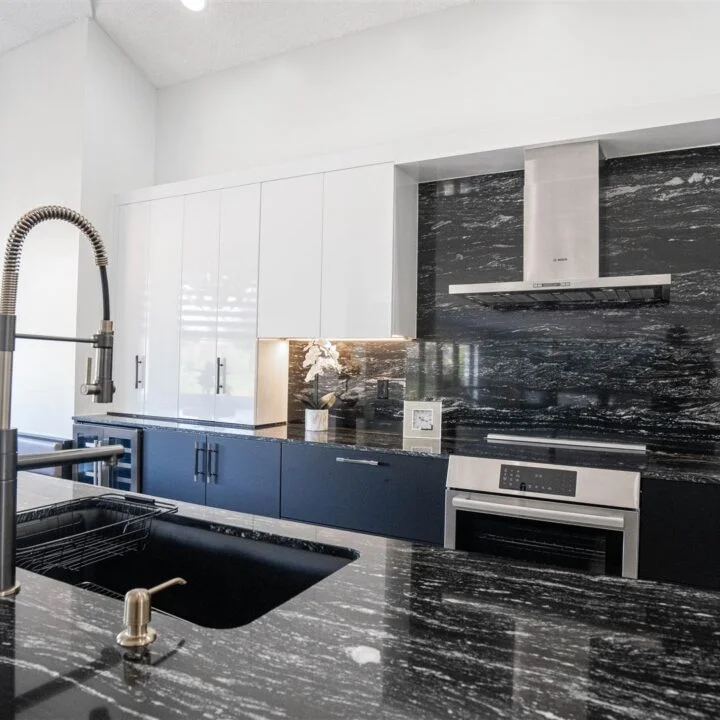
[2,474,719,719]
[75,413,720,484]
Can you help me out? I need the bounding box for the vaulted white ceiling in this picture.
[0,0,474,88]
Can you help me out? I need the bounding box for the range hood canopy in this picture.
[448,140,671,306]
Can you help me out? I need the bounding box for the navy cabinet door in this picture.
[205,435,281,517]
[281,443,447,544]
[382,454,448,544]
[639,477,720,589]
[142,428,206,505]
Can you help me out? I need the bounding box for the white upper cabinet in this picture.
[214,184,262,425]
[257,163,417,340]
[113,201,150,415]
[114,183,287,426]
[257,174,324,339]
[114,196,183,419]
[144,196,184,418]
[321,164,396,338]
[177,185,266,424]
[178,191,222,421]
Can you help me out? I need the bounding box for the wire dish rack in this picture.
[16,494,177,574]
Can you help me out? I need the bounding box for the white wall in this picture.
[0,22,86,438]
[156,1,720,184]
[0,20,156,437]
[75,20,156,419]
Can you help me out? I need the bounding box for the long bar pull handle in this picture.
[134,355,145,390]
[450,496,625,530]
[207,443,219,483]
[216,357,225,394]
[93,438,102,487]
[98,439,111,488]
[486,434,647,454]
[335,457,381,467]
[193,443,206,483]
[86,357,93,386]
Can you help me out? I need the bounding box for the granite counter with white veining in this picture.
[75,413,720,484]
[2,473,719,719]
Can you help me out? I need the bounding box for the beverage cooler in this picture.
[72,423,142,493]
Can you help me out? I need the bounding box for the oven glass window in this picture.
[455,511,623,576]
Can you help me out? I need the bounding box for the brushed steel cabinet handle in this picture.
[336,457,381,467]
[134,355,145,390]
[194,442,207,483]
[208,444,219,483]
[216,357,225,395]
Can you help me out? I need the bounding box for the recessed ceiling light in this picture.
[180,0,207,11]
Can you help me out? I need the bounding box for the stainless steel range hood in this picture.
[449,141,671,306]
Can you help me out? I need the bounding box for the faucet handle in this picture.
[80,325,115,403]
[81,356,99,397]
[116,577,187,648]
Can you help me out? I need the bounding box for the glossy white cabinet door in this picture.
[214,184,261,424]
[258,174,323,339]
[178,191,221,420]
[144,196,184,418]
[113,201,150,414]
[321,164,395,338]
[391,167,418,339]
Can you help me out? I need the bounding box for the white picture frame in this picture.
[403,401,443,440]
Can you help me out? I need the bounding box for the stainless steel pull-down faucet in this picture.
[0,206,124,598]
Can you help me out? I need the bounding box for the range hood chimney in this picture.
[449,141,671,306]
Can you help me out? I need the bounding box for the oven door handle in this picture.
[451,497,625,530]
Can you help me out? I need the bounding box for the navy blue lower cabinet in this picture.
[280,443,448,544]
[142,428,206,506]
[639,477,720,590]
[142,428,282,517]
[205,435,281,517]
[382,455,448,545]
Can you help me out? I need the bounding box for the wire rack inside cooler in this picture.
[16,494,177,574]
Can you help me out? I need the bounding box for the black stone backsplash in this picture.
[287,340,407,429]
[288,146,720,452]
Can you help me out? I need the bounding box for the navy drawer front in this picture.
[281,444,447,544]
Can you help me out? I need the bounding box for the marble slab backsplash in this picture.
[288,146,720,453]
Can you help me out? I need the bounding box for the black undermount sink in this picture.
[17,506,357,629]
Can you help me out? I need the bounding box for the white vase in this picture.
[305,408,329,432]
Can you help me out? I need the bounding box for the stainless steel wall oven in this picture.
[444,456,640,578]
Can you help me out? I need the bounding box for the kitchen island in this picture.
[1,473,719,719]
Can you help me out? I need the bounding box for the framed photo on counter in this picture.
[403,400,443,440]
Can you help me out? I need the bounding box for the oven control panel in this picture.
[499,464,577,496]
